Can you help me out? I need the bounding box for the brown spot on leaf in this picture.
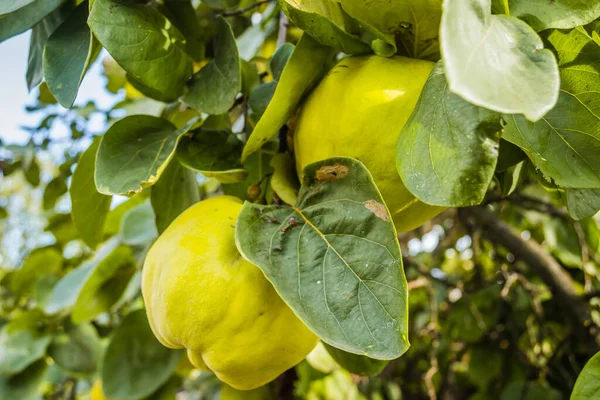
[315,164,349,182]
[364,200,389,222]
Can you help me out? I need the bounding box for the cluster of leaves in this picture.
[1,0,600,398]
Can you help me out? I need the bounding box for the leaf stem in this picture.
[503,0,510,15]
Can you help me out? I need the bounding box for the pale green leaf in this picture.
[88,0,193,101]
[503,27,600,188]
[71,137,112,249]
[242,34,335,161]
[44,0,100,108]
[182,16,241,115]
[48,323,101,373]
[0,0,64,43]
[0,0,37,14]
[566,190,600,220]
[236,157,409,359]
[177,129,247,183]
[396,62,502,207]
[278,0,370,54]
[492,0,600,31]
[150,159,200,234]
[120,201,158,246]
[101,309,183,399]
[95,115,198,196]
[571,350,600,400]
[441,0,559,121]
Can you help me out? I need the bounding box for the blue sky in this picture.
[0,31,117,145]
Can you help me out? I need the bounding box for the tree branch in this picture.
[220,0,271,17]
[462,206,600,346]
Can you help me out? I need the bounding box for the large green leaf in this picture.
[236,157,409,359]
[0,361,47,400]
[88,0,193,101]
[566,190,600,220]
[0,0,37,14]
[571,350,600,400]
[150,159,200,234]
[177,129,247,183]
[503,27,600,189]
[440,0,559,121]
[323,343,388,376]
[8,247,62,296]
[0,0,64,43]
[161,0,203,60]
[95,115,198,196]
[44,0,100,108]
[278,0,370,55]
[182,17,241,115]
[396,62,502,207]
[101,309,183,399]
[340,0,442,59]
[71,137,112,249]
[48,323,101,373]
[120,201,158,246]
[242,34,335,161]
[0,311,52,377]
[492,0,600,31]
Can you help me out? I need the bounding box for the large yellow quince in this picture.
[294,55,445,233]
[141,196,318,390]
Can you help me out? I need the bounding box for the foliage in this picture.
[1,0,600,399]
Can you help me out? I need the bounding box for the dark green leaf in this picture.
[182,17,241,115]
[0,0,37,14]
[177,129,247,183]
[95,115,198,196]
[279,0,370,55]
[8,247,62,296]
[161,0,203,60]
[440,0,559,121]
[504,27,600,188]
[43,176,68,210]
[496,139,527,172]
[101,309,183,399]
[270,43,294,81]
[222,148,274,201]
[242,34,335,160]
[571,350,600,400]
[88,0,193,101]
[396,62,502,207]
[151,159,200,234]
[44,1,100,108]
[0,360,47,400]
[323,343,388,376]
[23,157,40,187]
[48,323,101,373]
[236,157,409,359]
[71,137,112,249]
[0,0,64,44]
[566,190,600,220]
[492,0,600,31]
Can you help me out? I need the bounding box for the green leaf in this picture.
[492,0,600,31]
[271,43,295,81]
[396,62,502,207]
[71,137,112,249]
[48,323,101,373]
[0,0,37,14]
[496,139,527,172]
[443,285,500,343]
[440,0,559,121]
[544,218,583,268]
[0,360,47,400]
[44,1,100,108]
[242,34,335,161]
[101,309,183,400]
[161,0,203,61]
[103,192,148,237]
[43,176,68,210]
[502,380,562,400]
[236,157,409,359]
[176,129,247,183]
[120,201,158,246]
[150,159,200,234]
[566,190,600,220]
[222,148,275,201]
[323,343,388,376]
[72,246,136,323]
[23,157,40,187]
[571,350,600,400]
[88,0,193,101]
[0,312,52,377]
[503,27,600,188]
[95,115,198,196]
[0,0,64,44]
[270,153,299,205]
[182,17,241,115]
[8,247,62,296]
[278,0,370,55]
[44,237,120,315]
[340,0,442,59]
[26,3,72,91]
[497,161,526,197]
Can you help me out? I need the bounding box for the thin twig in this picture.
[277,10,289,46]
[220,0,271,17]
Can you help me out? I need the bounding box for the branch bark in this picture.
[462,206,600,346]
